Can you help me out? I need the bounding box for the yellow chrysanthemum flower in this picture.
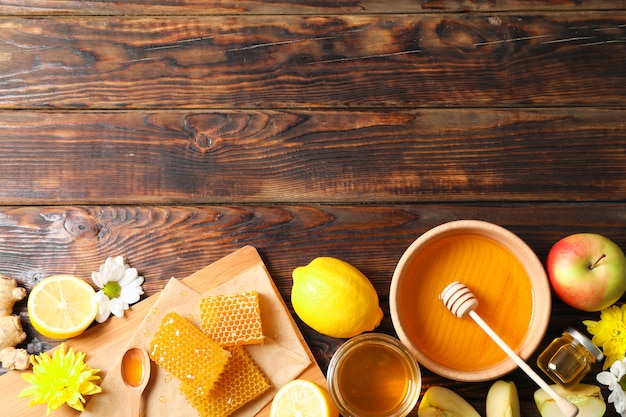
[583,304,626,370]
[18,343,102,415]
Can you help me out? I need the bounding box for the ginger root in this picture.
[0,274,30,370]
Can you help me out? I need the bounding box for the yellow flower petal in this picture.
[584,305,626,369]
[19,343,102,413]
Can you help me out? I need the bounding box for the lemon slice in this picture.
[27,274,98,339]
[270,379,339,417]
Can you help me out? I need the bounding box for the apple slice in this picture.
[418,386,481,417]
[534,384,605,417]
[486,380,521,417]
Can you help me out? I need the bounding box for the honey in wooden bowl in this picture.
[327,333,421,417]
[390,220,551,382]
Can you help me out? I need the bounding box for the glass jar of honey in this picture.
[537,328,603,387]
[327,333,421,417]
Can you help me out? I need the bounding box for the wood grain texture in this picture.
[1,202,623,294]
[0,0,624,16]
[1,1,625,416]
[0,14,624,109]
[0,109,624,204]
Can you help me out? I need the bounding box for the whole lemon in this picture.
[291,257,383,338]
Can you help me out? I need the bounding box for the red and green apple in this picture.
[546,233,626,312]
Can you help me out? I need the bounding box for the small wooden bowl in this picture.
[389,220,551,382]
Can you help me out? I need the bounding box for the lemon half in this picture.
[270,379,338,417]
[27,274,98,339]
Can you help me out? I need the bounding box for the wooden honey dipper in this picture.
[440,281,579,417]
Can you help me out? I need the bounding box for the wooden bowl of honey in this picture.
[389,220,551,382]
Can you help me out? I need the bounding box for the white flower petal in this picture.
[96,310,111,323]
[93,290,107,302]
[91,271,105,288]
[120,287,142,304]
[118,268,139,286]
[90,256,144,322]
[608,391,619,404]
[616,398,626,414]
[109,298,126,317]
[93,291,112,323]
[111,267,126,283]
[93,258,116,287]
[598,370,618,386]
[613,359,626,379]
[124,276,144,290]
[608,388,623,405]
[103,257,117,275]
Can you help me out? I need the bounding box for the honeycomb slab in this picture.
[181,345,272,417]
[200,290,265,347]
[149,312,230,395]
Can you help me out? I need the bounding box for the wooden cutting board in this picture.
[0,245,326,416]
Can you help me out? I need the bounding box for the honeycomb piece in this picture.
[200,290,265,347]
[149,312,230,395]
[180,345,272,417]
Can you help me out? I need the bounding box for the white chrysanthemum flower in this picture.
[598,358,626,415]
[91,256,144,323]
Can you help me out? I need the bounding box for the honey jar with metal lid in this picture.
[537,328,603,387]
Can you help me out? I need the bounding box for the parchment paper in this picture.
[84,271,311,417]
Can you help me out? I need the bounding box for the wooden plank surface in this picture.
[0,109,625,204]
[0,14,624,109]
[0,203,623,298]
[1,1,625,416]
[1,1,625,15]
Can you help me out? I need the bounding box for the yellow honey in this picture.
[328,333,421,417]
[396,233,533,371]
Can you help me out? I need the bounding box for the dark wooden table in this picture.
[0,1,625,415]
